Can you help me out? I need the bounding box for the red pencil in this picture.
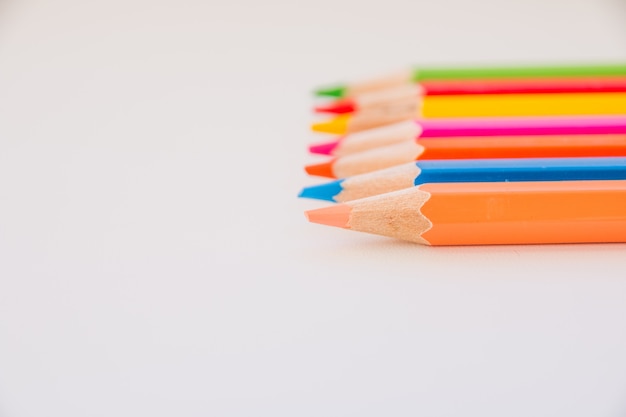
[315,77,626,114]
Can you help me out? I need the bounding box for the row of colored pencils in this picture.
[300,62,626,246]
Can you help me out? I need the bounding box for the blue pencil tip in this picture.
[298,180,344,202]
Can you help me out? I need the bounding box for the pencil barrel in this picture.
[413,64,626,81]
[419,181,626,245]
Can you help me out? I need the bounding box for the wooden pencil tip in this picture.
[305,159,336,178]
[305,204,352,228]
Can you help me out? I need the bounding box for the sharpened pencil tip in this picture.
[309,140,340,155]
[298,180,344,202]
[314,100,355,114]
[315,85,346,98]
[311,115,350,134]
[305,204,352,228]
[305,160,336,178]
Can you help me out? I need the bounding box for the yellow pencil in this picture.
[312,92,626,134]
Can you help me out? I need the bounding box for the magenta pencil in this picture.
[419,115,626,137]
[309,116,626,156]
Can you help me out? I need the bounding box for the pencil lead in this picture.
[314,85,346,98]
[304,159,336,178]
[298,180,344,202]
[314,100,355,114]
[309,139,339,155]
[305,204,352,228]
[311,115,350,134]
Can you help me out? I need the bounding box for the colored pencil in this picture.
[315,77,626,115]
[315,85,422,115]
[315,63,626,98]
[305,135,626,178]
[311,92,626,134]
[299,157,626,202]
[309,117,626,157]
[305,180,626,245]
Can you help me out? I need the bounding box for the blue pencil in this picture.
[299,157,626,202]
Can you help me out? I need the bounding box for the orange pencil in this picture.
[305,134,626,178]
[306,180,626,245]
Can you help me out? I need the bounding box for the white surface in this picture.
[1,0,626,415]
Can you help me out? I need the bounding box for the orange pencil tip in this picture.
[305,160,336,178]
[305,204,352,229]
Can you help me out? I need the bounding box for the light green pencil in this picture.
[316,62,626,98]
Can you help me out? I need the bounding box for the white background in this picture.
[1,0,626,415]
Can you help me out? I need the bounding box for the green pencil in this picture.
[316,62,626,98]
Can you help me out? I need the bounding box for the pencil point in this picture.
[305,204,352,228]
[314,100,355,114]
[309,139,340,155]
[311,115,350,134]
[315,85,346,98]
[298,180,344,202]
[305,159,336,178]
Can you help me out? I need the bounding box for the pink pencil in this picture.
[309,116,626,156]
[418,115,626,137]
